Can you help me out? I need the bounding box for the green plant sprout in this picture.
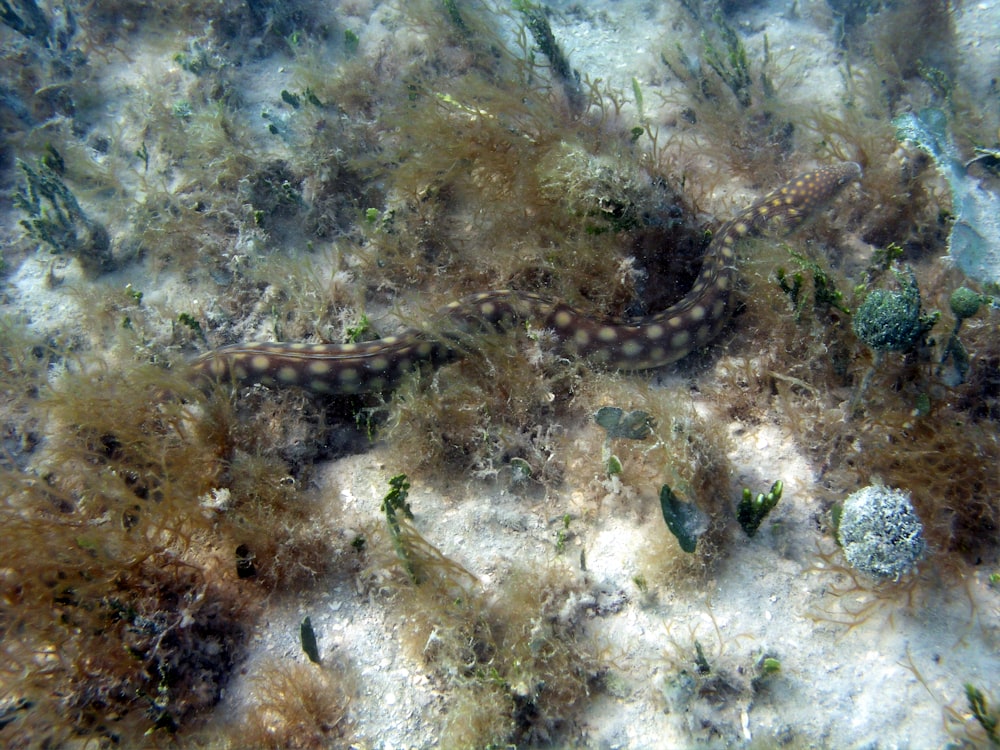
[346,314,372,343]
[300,616,321,664]
[776,251,849,321]
[121,285,144,331]
[125,284,143,305]
[39,141,62,171]
[343,28,359,55]
[737,480,783,537]
[965,683,1000,746]
[174,40,216,75]
[377,475,479,594]
[748,654,783,693]
[260,108,285,136]
[701,11,754,107]
[868,241,906,274]
[554,513,572,553]
[177,312,207,344]
[659,484,707,554]
[13,156,113,277]
[382,473,416,581]
[681,11,775,110]
[515,0,584,113]
[760,656,781,675]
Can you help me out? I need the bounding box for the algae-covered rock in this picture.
[893,108,1000,284]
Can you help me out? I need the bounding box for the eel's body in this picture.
[191,162,861,394]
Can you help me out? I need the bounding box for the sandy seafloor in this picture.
[2,0,1000,748]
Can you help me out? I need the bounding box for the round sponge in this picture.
[838,485,926,580]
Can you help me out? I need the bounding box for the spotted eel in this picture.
[191,162,861,394]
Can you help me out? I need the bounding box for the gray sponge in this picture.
[838,485,926,580]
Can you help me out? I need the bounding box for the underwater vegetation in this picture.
[0,0,999,746]
[659,4,792,183]
[13,152,112,276]
[0,347,351,744]
[736,479,782,538]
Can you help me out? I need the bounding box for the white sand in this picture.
[3,1,999,747]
